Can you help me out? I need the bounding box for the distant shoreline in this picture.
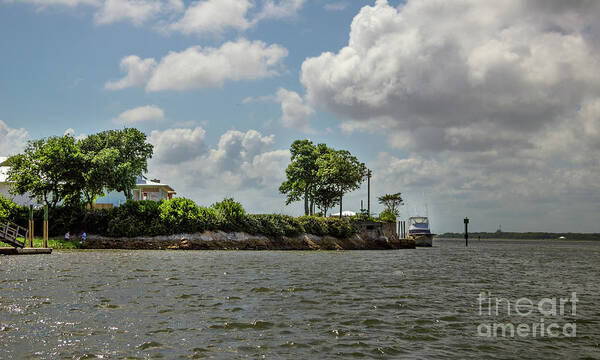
[437,233,600,241]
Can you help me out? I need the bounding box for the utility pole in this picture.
[367,169,372,217]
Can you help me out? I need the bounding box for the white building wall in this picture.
[0,183,38,206]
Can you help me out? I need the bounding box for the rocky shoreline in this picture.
[83,231,415,250]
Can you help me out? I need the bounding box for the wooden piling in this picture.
[464,217,469,247]
[43,205,48,248]
[28,205,33,248]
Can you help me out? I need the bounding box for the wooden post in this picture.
[43,205,48,248]
[464,217,469,247]
[29,205,34,248]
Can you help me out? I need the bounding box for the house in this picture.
[0,157,37,206]
[93,175,176,208]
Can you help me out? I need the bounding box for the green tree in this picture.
[79,145,119,209]
[316,149,367,218]
[378,192,404,217]
[80,128,153,200]
[279,140,329,215]
[312,181,339,217]
[8,135,83,209]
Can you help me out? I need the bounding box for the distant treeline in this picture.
[437,232,600,241]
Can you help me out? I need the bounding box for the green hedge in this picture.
[298,216,356,238]
[0,195,358,238]
[245,214,304,237]
[298,216,329,236]
[105,200,165,237]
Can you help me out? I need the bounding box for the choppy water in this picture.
[1,240,599,359]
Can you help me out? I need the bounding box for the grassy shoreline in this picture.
[1,238,82,249]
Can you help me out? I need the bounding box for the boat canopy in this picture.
[408,216,429,225]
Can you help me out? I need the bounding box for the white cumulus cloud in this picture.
[105,55,157,90]
[94,0,162,25]
[0,120,28,156]
[6,0,307,34]
[301,0,600,152]
[168,0,306,36]
[145,39,288,91]
[2,0,100,7]
[148,127,207,163]
[254,0,306,21]
[169,0,252,35]
[275,88,314,133]
[114,105,165,125]
[107,40,287,92]
[147,127,291,212]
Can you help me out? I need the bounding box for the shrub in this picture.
[211,198,246,232]
[324,217,356,238]
[159,198,202,233]
[212,198,245,219]
[48,206,85,236]
[82,209,112,235]
[298,216,328,236]
[106,200,166,237]
[378,209,397,223]
[298,216,357,238]
[246,214,304,237]
[197,206,220,231]
[0,194,19,219]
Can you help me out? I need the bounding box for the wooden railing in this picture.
[0,219,27,248]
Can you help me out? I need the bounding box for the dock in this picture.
[0,247,53,255]
[1,218,52,255]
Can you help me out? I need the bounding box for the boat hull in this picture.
[408,234,433,247]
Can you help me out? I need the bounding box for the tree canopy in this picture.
[7,128,153,209]
[317,149,367,218]
[378,192,404,217]
[79,128,153,200]
[280,140,366,217]
[8,135,83,209]
[279,140,330,215]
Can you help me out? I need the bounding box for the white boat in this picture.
[407,216,434,247]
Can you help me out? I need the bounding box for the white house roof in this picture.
[136,176,175,192]
[330,210,357,217]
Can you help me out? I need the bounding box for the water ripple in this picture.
[0,241,598,358]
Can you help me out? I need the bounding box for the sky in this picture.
[1,0,599,233]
